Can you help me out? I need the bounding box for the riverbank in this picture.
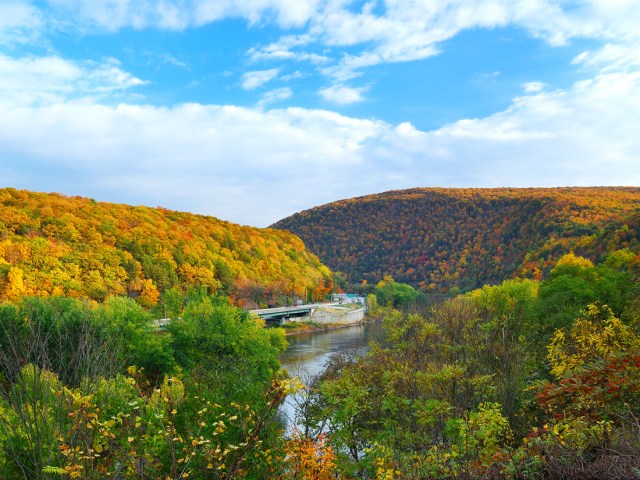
[282,318,368,336]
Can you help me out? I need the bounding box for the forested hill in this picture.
[272,187,640,292]
[0,188,333,306]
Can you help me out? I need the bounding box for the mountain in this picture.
[0,188,333,306]
[272,187,640,292]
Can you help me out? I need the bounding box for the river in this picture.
[277,322,378,429]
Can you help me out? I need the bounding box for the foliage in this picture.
[289,252,640,479]
[546,303,639,377]
[514,305,640,478]
[273,187,640,292]
[282,432,337,479]
[3,185,640,478]
[0,364,298,480]
[293,306,516,479]
[0,188,332,307]
[373,276,422,308]
[0,296,127,386]
[166,296,287,406]
[0,295,293,479]
[467,279,540,423]
[537,251,635,339]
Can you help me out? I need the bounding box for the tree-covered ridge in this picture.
[0,188,333,306]
[272,187,640,291]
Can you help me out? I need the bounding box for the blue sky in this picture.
[1,1,639,227]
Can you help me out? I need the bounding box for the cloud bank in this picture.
[2,70,638,226]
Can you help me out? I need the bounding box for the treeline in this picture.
[272,187,640,292]
[0,188,333,308]
[290,248,640,478]
[0,291,334,479]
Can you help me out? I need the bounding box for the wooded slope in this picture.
[272,187,640,292]
[0,188,333,305]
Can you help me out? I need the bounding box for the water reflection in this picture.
[278,323,377,430]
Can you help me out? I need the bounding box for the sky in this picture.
[1,0,639,227]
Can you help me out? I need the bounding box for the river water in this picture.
[277,323,378,429]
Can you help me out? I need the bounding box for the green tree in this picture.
[468,279,539,424]
[537,252,633,342]
[166,296,287,405]
[374,277,421,308]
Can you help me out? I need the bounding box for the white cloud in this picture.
[523,81,546,93]
[44,0,320,31]
[419,72,640,183]
[0,55,145,105]
[143,50,190,70]
[241,68,280,89]
[314,0,640,80]
[1,70,638,227]
[194,0,320,28]
[269,1,640,83]
[10,1,640,86]
[0,1,43,44]
[248,34,330,64]
[0,100,386,225]
[573,43,640,73]
[281,70,304,81]
[319,84,367,104]
[258,87,292,106]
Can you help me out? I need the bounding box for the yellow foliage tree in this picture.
[547,303,639,378]
[552,252,594,271]
[4,266,28,300]
[138,278,160,308]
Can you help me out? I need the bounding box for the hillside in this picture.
[272,187,640,292]
[0,188,333,306]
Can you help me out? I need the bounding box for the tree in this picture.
[373,277,421,308]
[468,279,539,424]
[532,304,640,473]
[537,252,633,341]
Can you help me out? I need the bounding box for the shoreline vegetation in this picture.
[281,317,369,336]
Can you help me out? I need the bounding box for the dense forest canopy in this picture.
[272,187,640,292]
[0,188,333,308]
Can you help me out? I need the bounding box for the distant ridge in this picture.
[0,188,333,306]
[272,187,640,292]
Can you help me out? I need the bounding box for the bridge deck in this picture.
[250,303,332,320]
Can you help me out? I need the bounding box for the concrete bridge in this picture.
[154,305,319,329]
[249,303,329,324]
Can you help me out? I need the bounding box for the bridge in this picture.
[249,303,328,324]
